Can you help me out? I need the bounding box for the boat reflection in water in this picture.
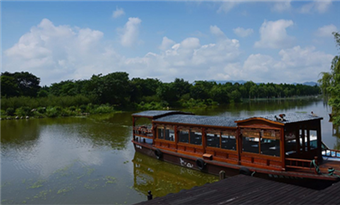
[132,152,218,198]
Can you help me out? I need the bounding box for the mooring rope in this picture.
[310,159,321,175]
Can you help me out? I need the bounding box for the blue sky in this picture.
[2,1,339,86]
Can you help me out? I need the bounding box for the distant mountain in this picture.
[209,80,319,86]
[210,80,247,85]
[302,82,318,86]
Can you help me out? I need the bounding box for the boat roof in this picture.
[133,110,323,126]
[153,112,322,128]
[132,110,193,119]
[236,112,323,125]
[154,114,239,128]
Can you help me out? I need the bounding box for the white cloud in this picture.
[210,25,226,38]
[217,1,239,13]
[112,7,125,18]
[271,0,291,12]
[233,27,253,37]
[254,19,295,49]
[315,24,338,37]
[119,17,142,47]
[241,46,333,83]
[122,26,241,82]
[300,0,332,14]
[3,19,334,86]
[4,18,119,85]
[159,36,175,50]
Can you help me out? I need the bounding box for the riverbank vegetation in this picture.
[318,32,340,125]
[1,71,320,119]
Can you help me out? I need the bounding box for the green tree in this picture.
[1,75,20,97]
[156,83,177,104]
[1,72,41,97]
[318,32,340,124]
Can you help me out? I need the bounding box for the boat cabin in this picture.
[132,110,326,173]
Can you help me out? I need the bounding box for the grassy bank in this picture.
[0,104,116,120]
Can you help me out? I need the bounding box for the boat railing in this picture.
[285,157,319,174]
[322,148,340,158]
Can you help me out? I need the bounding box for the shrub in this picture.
[1,110,7,117]
[15,106,32,116]
[37,107,46,114]
[93,104,114,114]
[80,105,87,112]
[46,107,59,118]
[6,108,15,116]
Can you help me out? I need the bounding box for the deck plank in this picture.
[135,175,339,205]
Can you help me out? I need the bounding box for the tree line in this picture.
[1,71,320,113]
[319,32,340,125]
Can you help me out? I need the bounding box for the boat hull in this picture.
[133,141,338,189]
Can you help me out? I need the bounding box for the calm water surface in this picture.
[1,99,340,204]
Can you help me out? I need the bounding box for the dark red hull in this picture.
[133,141,337,189]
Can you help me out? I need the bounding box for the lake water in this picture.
[1,99,339,204]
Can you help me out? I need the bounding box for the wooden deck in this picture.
[135,175,340,205]
[320,159,340,174]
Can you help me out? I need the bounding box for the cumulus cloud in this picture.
[242,46,333,83]
[233,27,253,37]
[119,17,142,47]
[315,24,338,37]
[217,1,239,13]
[112,7,125,18]
[159,36,175,50]
[300,0,332,14]
[122,25,241,82]
[210,25,226,38]
[3,18,121,85]
[3,19,334,86]
[271,0,291,12]
[254,19,295,49]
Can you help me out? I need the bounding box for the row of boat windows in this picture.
[157,128,237,150]
[157,128,281,156]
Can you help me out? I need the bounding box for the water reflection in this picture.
[1,119,41,151]
[1,100,340,204]
[132,152,218,198]
[1,114,136,204]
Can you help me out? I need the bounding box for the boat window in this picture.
[242,136,259,154]
[260,130,280,156]
[221,134,236,150]
[190,131,202,145]
[309,130,317,150]
[242,129,280,156]
[178,130,189,143]
[285,131,297,155]
[165,128,175,141]
[261,138,280,156]
[158,128,164,139]
[207,133,220,148]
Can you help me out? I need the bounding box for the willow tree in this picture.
[318,32,340,125]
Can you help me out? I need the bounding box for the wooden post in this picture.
[317,121,322,162]
[313,156,319,175]
[219,170,226,180]
[296,128,300,154]
[301,128,305,153]
[132,117,136,141]
[147,190,153,200]
[175,126,178,149]
[280,127,286,170]
[237,128,242,165]
[306,129,310,152]
[202,128,206,153]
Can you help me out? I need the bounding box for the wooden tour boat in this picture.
[132,110,340,188]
